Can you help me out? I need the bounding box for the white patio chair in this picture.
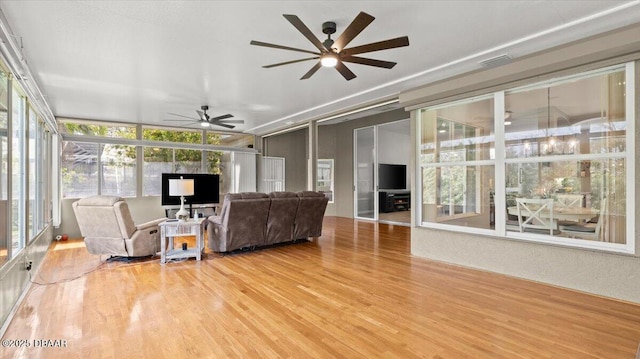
[560,200,606,241]
[555,194,584,209]
[515,198,560,236]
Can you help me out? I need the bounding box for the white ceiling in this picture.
[1,1,639,135]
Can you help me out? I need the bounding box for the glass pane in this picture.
[0,135,6,266]
[101,144,136,197]
[422,165,495,230]
[58,119,136,138]
[317,159,334,203]
[61,141,98,198]
[0,68,7,266]
[28,108,36,240]
[505,69,626,158]
[206,150,223,174]
[420,98,494,164]
[175,149,201,173]
[11,87,25,254]
[504,159,625,244]
[355,127,375,219]
[37,126,48,231]
[143,127,202,144]
[208,131,254,148]
[143,146,173,196]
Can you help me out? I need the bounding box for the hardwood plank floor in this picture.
[2,217,640,358]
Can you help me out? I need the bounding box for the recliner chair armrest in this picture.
[207,215,223,226]
[136,218,165,231]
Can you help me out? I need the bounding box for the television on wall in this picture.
[378,164,407,190]
[161,173,220,206]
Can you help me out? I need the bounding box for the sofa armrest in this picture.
[136,218,165,231]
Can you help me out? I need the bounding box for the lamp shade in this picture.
[169,177,194,197]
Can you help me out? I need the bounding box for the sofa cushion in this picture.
[296,191,325,198]
[269,191,298,198]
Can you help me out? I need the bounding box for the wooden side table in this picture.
[159,218,206,264]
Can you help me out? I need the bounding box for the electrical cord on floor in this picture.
[30,256,161,286]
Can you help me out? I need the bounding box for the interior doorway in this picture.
[354,119,411,225]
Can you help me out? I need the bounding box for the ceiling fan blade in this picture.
[250,40,321,56]
[196,110,207,121]
[342,36,409,56]
[283,14,327,52]
[263,57,320,68]
[163,119,197,122]
[214,119,244,124]
[168,112,197,120]
[213,123,236,129]
[333,12,375,52]
[300,62,322,80]
[335,61,356,81]
[209,114,234,121]
[341,56,397,69]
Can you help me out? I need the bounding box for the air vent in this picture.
[479,54,513,68]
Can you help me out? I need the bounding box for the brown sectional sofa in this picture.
[207,191,328,253]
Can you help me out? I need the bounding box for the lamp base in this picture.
[176,207,189,222]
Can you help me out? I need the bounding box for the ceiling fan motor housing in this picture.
[322,21,336,50]
[322,21,336,35]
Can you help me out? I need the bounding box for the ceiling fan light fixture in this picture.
[200,121,210,128]
[320,53,338,67]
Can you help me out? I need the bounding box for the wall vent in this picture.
[479,54,513,68]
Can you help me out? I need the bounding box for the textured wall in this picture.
[318,124,337,216]
[263,128,308,193]
[1,226,52,335]
[411,228,640,302]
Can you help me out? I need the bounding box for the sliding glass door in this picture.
[354,126,377,220]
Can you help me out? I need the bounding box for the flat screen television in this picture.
[378,164,407,190]
[161,173,220,206]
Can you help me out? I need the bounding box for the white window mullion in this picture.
[494,91,506,235]
[625,61,635,254]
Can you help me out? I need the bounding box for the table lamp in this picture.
[169,176,194,221]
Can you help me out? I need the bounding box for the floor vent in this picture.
[479,54,513,68]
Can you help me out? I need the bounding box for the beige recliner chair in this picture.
[72,195,164,258]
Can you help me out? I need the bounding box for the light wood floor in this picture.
[2,217,640,358]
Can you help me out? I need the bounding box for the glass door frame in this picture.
[353,126,378,221]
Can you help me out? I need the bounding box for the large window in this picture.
[419,96,495,230]
[0,62,53,268]
[60,124,236,198]
[417,63,634,253]
[504,66,628,245]
[141,127,224,196]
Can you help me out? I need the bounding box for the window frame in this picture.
[60,124,257,199]
[416,62,635,254]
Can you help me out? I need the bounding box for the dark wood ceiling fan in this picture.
[250,11,409,81]
[166,106,243,129]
